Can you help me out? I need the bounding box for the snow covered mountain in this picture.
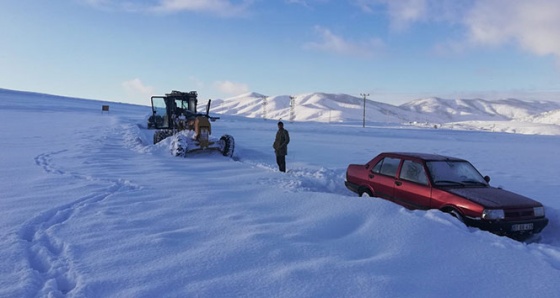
[400,97,560,122]
[212,92,420,123]
[212,92,560,134]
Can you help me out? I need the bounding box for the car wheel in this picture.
[448,209,465,224]
[359,189,372,197]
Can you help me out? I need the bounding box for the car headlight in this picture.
[482,209,505,220]
[534,206,545,217]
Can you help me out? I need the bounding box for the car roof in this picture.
[380,152,466,162]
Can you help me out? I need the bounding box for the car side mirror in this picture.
[484,175,491,183]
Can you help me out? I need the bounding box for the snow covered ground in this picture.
[2,88,560,297]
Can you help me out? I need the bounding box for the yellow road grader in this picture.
[147,90,234,157]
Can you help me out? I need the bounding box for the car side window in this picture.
[399,160,428,185]
[372,157,401,177]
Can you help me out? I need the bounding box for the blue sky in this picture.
[2,0,560,106]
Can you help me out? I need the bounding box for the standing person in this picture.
[273,121,290,172]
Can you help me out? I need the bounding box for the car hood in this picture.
[446,187,541,209]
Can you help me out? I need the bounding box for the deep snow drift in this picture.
[2,88,560,297]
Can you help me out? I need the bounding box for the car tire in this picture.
[359,189,372,197]
[448,208,465,224]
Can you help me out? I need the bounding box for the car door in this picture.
[368,157,401,201]
[393,159,432,209]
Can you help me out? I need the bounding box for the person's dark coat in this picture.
[273,128,290,156]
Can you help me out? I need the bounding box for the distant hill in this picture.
[400,97,560,122]
[211,92,560,127]
[525,109,560,125]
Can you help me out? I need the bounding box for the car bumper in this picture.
[345,181,359,194]
[465,216,549,236]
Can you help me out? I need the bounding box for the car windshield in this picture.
[426,160,487,186]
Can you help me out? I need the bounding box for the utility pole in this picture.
[261,96,268,120]
[360,93,369,128]
[289,96,295,123]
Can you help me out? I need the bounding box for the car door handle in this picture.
[369,174,374,179]
[395,181,402,186]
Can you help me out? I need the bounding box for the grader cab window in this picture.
[150,97,169,128]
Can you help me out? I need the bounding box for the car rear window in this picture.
[373,157,401,177]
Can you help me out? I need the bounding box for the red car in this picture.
[345,152,548,239]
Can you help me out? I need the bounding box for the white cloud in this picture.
[188,76,205,89]
[80,0,146,12]
[151,0,252,16]
[285,0,328,8]
[122,78,154,98]
[357,0,560,60]
[214,80,249,96]
[354,0,560,63]
[285,0,309,6]
[304,26,384,58]
[464,0,560,60]
[352,0,468,29]
[384,0,429,30]
[81,0,252,16]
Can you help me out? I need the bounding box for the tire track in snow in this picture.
[34,150,67,175]
[23,150,140,296]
